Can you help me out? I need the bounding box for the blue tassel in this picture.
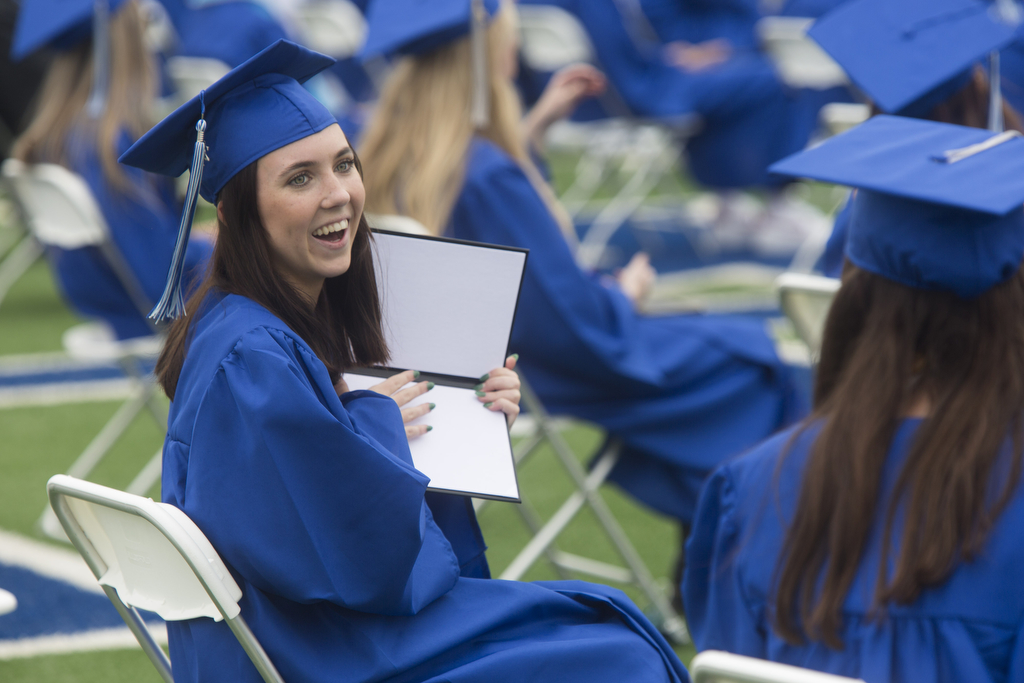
[149,116,207,322]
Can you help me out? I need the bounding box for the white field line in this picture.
[0,529,102,595]
[0,379,137,409]
[0,623,167,659]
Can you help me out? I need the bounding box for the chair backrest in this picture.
[756,17,848,90]
[292,0,367,58]
[776,272,841,359]
[166,56,232,105]
[47,474,285,683]
[518,4,596,73]
[2,158,157,322]
[690,651,865,683]
[2,159,108,250]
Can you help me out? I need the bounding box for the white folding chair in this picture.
[756,17,848,90]
[691,651,865,683]
[819,103,870,136]
[518,3,701,270]
[291,0,366,58]
[165,56,232,106]
[775,272,840,362]
[0,175,45,311]
[2,159,167,540]
[47,474,284,683]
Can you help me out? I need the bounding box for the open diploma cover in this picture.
[344,230,528,502]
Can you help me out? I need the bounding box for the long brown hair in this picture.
[156,153,389,400]
[11,0,156,194]
[772,265,1024,648]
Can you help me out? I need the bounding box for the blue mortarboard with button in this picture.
[119,39,337,321]
[808,0,1016,117]
[770,115,1024,298]
[361,0,499,127]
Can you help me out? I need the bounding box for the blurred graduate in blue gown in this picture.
[121,39,689,683]
[360,0,803,553]
[518,0,839,193]
[809,0,1024,278]
[156,0,289,68]
[9,0,211,339]
[684,115,1024,682]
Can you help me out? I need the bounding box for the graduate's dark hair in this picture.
[156,151,388,400]
[772,264,1024,649]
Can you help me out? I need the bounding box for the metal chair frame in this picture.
[691,651,865,683]
[47,474,285,683]
[477,376,689,644]
[775,272,840,363]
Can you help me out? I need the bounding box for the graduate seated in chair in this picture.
[684,115,1024,683]
[518,0,849,253]
[359,0,807,615]
[9,0,212,340]
[120,39,690,683]
[810,0,1024,278]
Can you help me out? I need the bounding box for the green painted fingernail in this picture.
[484,402,494,408]
[474,383,484,390]
[426,425,433,432]
[475,390,486,397]
[511,353,519,360]
[479,373,489,381]
[426,382,435,390]
[413,370,421,378]
[429,403,436,410]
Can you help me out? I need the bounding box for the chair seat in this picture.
[61,321,163,362]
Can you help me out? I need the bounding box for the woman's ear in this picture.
[216,200,225,225]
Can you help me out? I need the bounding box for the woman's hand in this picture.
[616,252,656,306]
[663,39,732,73]
[360,370,436,440]
[523,64,607,152]
[475,355,521,428]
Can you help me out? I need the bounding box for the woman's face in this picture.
[254,124,364,302]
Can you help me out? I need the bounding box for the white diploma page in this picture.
[344,373,520,502]
[347,230,528,502]
[371,230,527,380]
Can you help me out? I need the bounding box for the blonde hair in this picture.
[360,1,573,237]
[12,0,156,194]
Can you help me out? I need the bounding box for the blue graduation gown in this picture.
[447,139,802,523]
[162,291,689,683]
[47,131,211,339]
[640,0,761,51]
[683,419,1024,683]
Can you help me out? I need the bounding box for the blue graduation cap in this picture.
[10,0,129,59]
[770,115,1024,298]
[119,39,337,321]
[361,0,499,127]
[808,0,1016,117]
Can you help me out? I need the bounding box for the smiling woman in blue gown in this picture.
[119,39,689,683]
[684,115,1024,683]
[10,0,211,340]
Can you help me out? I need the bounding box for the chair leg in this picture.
[0,234,43,310]
[101,586,173,683]
[38,380,158,540]
[501,380,691,644]
[126,449,163,496]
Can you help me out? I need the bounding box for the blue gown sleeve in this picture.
[180,327,460,616]
[1008,620,1024,682]
[682,464,767,657]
